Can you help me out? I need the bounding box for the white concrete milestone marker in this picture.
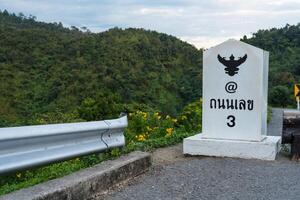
[183,39,281,160]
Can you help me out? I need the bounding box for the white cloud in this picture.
[138,8,183,16]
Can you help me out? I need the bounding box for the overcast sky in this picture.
[1,0,300,48]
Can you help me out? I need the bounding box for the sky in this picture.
[0,0,300,48]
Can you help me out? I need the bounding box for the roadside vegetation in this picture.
[242,25,300,107]
[0,100,202,195]
[0,11,203,194]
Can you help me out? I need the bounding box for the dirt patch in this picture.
[151,143,196,165]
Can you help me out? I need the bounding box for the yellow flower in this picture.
[16,173,22,178]
[154,112,161,120]
[143,113,147,118]
[172,118,177,123]
[166,128,173,137]
[137,134,146,141]
[138,111,147,118]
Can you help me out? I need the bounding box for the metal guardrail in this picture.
[0,115,127,174]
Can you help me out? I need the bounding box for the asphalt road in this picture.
[101,155,300,200]
[97,108,300,200]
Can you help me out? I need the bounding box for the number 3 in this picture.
[227,115,235,127]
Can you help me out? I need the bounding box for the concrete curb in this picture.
[0,151,151,200]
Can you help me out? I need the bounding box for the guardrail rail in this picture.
[0,115,127,174]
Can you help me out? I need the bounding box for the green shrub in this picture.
[126,111,177,143]
[269,85,292,107]
[31,110,84,125]
[77,92,124,121]
[178,99,202,132]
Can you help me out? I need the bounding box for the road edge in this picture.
[0,151,151,200]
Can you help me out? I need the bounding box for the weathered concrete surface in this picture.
[184,134,281,160]
[0,151,151,200]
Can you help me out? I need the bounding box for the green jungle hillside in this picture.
[0,10,299,127]
[0,10,299,194]
[0,10,202,127]
[242,24,300,107]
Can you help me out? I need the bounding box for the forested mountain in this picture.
[0,10,202,126]
[242,24,300,107]
[1,9,299,127]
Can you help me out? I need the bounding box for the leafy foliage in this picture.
[0,10,202,127]
[0,9,296,195]
[77,92,124,121]
[0,100,202,195]
[242,23,300,107]
[0,10,204,194]
[177,99,202,132]
[269,85,292,107]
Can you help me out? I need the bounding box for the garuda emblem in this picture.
[217,54,247,76]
